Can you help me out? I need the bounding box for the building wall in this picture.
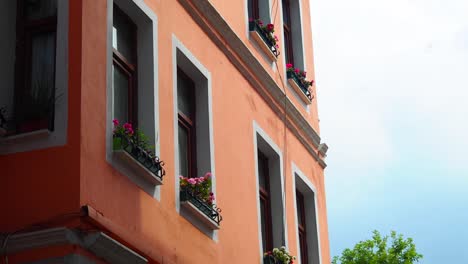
[1,0,329,263]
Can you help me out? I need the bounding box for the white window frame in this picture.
[0,0,69,155]
[105,0,161,199]
[292,162,322,264]
[253,121,289,263]
[172,34,218,239]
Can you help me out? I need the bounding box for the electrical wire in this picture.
[269,0,291,250]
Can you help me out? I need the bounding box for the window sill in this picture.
[180,189,221,230]
[0,129,51,146]
[248,21,279,62]
[287,72,312,105]
[113,150,163,186]
[250,31,277,61]
[180,201,220,230]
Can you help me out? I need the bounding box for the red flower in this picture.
[294,68,300,74]
[286,63,293,69]
[266,23,274,31]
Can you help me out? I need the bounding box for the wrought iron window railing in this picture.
[113,134,165,181]
[263,255,281,264]
[287,71,313,101]
[180,187,222,226]
[249,20,280,58]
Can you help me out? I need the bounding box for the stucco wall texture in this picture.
[0,0,329,263]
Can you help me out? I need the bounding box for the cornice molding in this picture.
[1,228,147,264]
[177,0,327,168]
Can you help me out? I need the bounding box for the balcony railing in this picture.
[180,187,222,227]
[249,20,280,59]
[113,133,165,182]
[287,71,313,102]
[263,255,282,264]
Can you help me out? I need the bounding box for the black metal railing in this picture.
[263,255,281,264]
[287,71,312,101]
[180,187,222,226]
[114,134,165,181]
[249,20,280,58]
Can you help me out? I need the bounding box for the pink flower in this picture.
[249,18,254,22]
[274,35,278,41]
[204,172,212,179]
[275,44,279,48]
[302,71,307,77]
[294,68,300,74]
[187,178,197,185]
[258,20,263,26]
[310,80,315,86]
[113,119,119,126]
[123,123,132,130]
[286,63,293,69]
[179,175,185,180]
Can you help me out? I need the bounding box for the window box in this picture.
[180,187,222,230]
[263,255,280,264]
[249,20,279,61]
[286,70,313,104]
[263,247,296,264]
[113,133,165,186]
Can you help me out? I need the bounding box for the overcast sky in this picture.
[310,0,468,262]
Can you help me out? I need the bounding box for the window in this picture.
[177,68,197,179]
[14,0,58,134]
[296,190,309,264]
[248,0,270,22]
[0,0,68,154]
[258,151,274,252]
[248,0,260,20]
[254,123,287,256]
[107,0,159,195]
[281,0,305,70]
[282,0,294,65]
[174,37,216,237]
[293,169,321,264]
[112,5,137,125]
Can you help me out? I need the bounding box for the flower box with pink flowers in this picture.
[180,173,222,229]
[286,64,314,104]
[249,19,280,60]
[112,119,165,185]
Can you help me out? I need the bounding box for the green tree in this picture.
[332,230,423,264]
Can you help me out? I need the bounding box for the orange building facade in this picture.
[0,0,330,263]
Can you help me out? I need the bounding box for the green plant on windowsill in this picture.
[112,120,155,154]
[264,247,296,264]
[112,119,165,181]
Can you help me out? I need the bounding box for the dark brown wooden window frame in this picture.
[177,68,197,179]
[248,0,260,20]
[297,190,309,264]
[113,5,138,126]
[282,0,294,65]
[258,151,274,252]
[14,0,58,133]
